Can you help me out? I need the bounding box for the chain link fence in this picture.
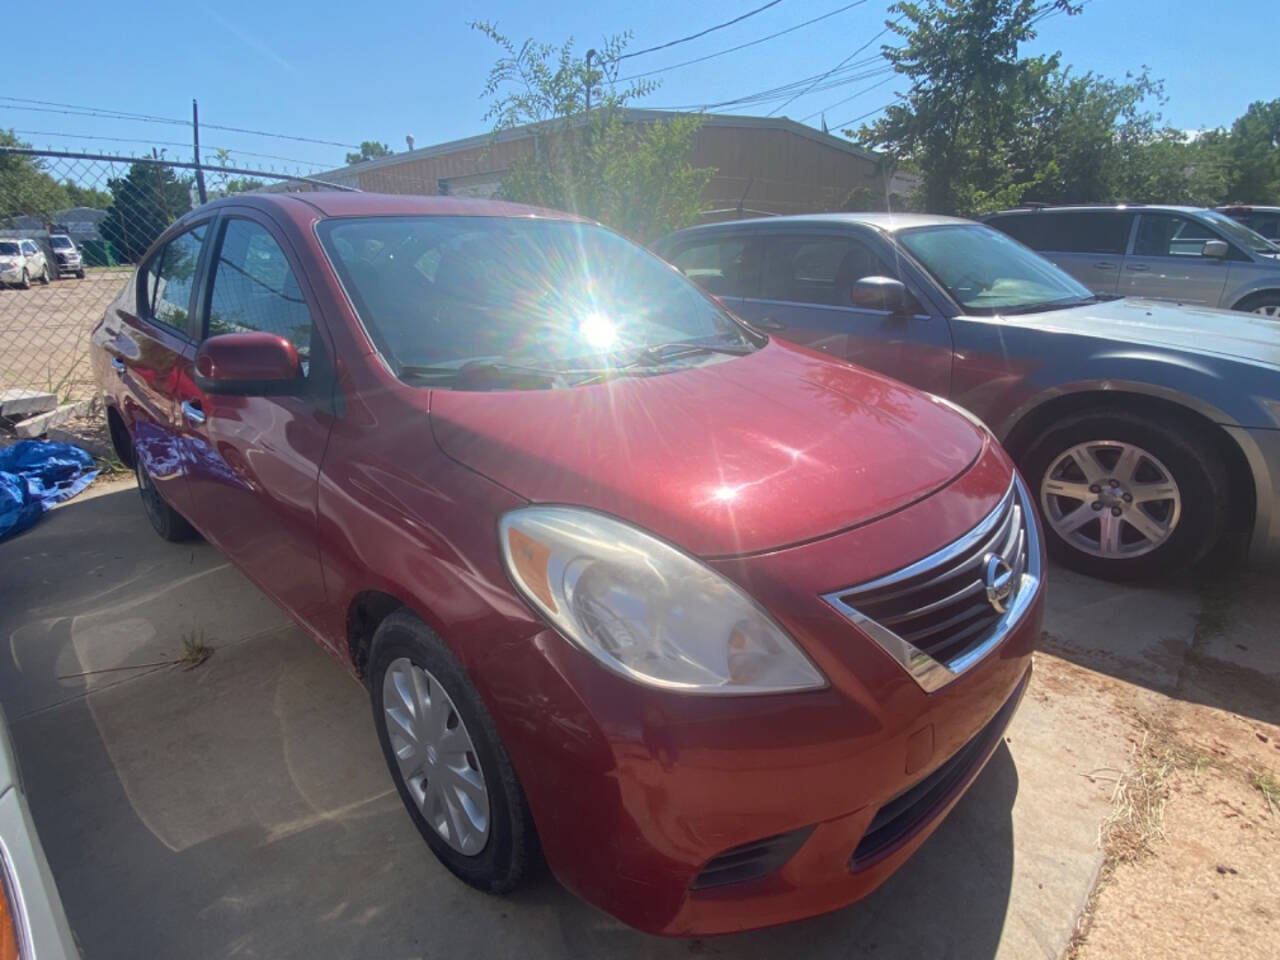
[0,148,352,414]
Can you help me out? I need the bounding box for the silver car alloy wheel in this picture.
[1040,440,1182,559]
[382,657,490,855]
[1252,303,1280,318]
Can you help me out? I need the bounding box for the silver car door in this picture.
[1123,213,1229,305]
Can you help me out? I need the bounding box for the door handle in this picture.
[181,400,206,425]
[110,356,126,373]
[1093,262,1116,270]
[754,317,787,331]
[1125,264,1150,273]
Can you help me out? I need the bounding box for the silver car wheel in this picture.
[382,657,490,856]
[1251,303,1280,318]
[1040,440,1182,559]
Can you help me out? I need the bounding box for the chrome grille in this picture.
[823,478,1040,693]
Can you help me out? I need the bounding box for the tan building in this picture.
[316,110,916,219]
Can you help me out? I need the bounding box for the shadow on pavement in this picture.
[0,485,1019,959]
[1039,562,1280,727]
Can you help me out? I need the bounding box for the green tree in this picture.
[62,180,112,209]
[1224,99,1280,203]
[99,162,192,263]
[345,141,393,165]
[471,22,714,242]
[0,130,70,220]
[856,1,1080,215]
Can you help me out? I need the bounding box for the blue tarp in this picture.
[0,440,99,541]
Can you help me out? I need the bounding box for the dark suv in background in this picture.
[983,205,1280,317]
[1218,205,1280,242]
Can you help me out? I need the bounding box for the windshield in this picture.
[898,223,1094,315]
[319,216,757,387]
[50,236,73,249]
[0,242,19,256]
[1199,209,1280,255]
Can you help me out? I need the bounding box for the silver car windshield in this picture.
[50,236,73,249]
[898,223,1095,315]
[1200,210,1280,255]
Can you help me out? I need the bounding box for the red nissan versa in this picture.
[89,192,1044,936]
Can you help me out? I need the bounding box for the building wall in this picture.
[688,125,887,219]
[339,120,898,217]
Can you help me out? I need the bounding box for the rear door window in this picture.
[759,235,896,306]
[1040,211,1132,254]
[987,214,1050,250]
[206,218,314,373]
[144,223,208,336]
[668,237,755,298]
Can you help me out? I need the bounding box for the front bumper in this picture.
[0,265,21,283]
[478,447,1044,935]
[54,259,82,275]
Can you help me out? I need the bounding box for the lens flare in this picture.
[579,312,618,351]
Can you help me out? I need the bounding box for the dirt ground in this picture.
[1048,572,1280,960]
[0,268,129,402]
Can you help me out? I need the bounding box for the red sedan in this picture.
[90,192,1044,936]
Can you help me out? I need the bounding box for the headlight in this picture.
[499,506,826,695]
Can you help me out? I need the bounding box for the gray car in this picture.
[656,214,1280,580]
[982,205,1280,317]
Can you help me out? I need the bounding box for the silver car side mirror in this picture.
[1202,239,1229,259]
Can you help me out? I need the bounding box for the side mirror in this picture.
[194,332,302,395]
[850,276,911,315]
[1202,239,1229,259]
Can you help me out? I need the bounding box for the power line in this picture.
[766,22,894,117]
[613,0,787,62]
[8,129,331,169]
[0,95,362,149]
[829,99,898,131]
[801,73,893,122]
[645,57,888,111]
[616,0,869,82]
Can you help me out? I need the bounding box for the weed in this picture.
[180,629,213,670]
[1252,770,1279,817]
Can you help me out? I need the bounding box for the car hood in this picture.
[1002,297,1280,367]
[430,339,990,557]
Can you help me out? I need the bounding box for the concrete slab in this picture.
[7,398,96,439]
[0,388,56,419]
[0,481,1129,959]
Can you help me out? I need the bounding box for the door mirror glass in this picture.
[1201,239,1229,259]
[194,332,302,395]
[850,276,909,314]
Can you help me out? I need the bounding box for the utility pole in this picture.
[192,98,208,205]
[584,49,597,114]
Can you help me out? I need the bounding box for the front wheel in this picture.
[75,270,85,279]
[17,269,29,290]
[39,264,50,285]
[1020,410,1229,580]
[1235,291,1280,318]
[369,611,536,893]
[135,457,196,541]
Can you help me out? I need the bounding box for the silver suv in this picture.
[983,205,1280,318]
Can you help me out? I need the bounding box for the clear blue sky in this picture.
[2,0,1267,178]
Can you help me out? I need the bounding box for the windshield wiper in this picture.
[624,340,754,368]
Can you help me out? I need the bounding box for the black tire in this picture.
[134,456,197,541]
[75,270,85,279]
[369,611,536,893]
[39,264,50,285]
[1234,290,1280,319]
[18,269,29,290]
[1019,409,1229,581]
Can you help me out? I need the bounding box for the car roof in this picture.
[667,211,971,239]
[986,204,1208,217]
[195,190,591,223]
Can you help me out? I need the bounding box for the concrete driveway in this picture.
[0,479,1207,960]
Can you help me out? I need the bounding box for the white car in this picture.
[0,240,51,289]
[0,707,78,957]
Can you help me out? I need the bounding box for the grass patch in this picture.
[1252,770,1279,817]
[179,629,213,670]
